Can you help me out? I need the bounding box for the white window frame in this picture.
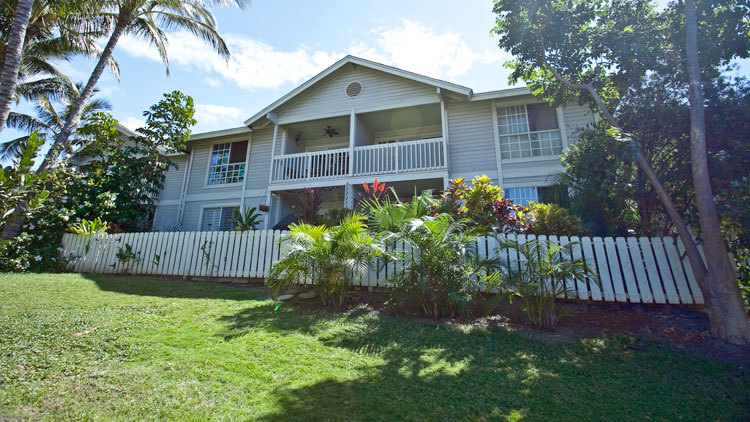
[494,102,564,163]
[198,202,240,232]
[204,140,247,188]
[505,187,540,206]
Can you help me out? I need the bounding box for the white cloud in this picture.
[204,77,222,87]
[118,20,505,91]
[194,104,245,126]
[119,116,145,131]
[363,20,501,79]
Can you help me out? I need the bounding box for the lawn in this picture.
[0,274,747,421]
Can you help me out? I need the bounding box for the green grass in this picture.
[0,274,747,421]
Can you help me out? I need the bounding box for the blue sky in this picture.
[2,0,747,161]
[3,0,512,149]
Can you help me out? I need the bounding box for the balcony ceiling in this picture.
[358,103,442,133]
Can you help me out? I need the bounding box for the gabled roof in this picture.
[243,55,474,128]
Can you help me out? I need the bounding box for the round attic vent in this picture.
[345,81,363,98]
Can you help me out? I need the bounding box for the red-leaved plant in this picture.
[362,178,389,202]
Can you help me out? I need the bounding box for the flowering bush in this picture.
[440,176,532,234]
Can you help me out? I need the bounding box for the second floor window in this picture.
[497,103,562,160]
[208,141,248,185]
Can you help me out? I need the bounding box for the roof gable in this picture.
[244,55,472,127]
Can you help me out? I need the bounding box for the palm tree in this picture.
[1,1,116,133]
[268,214,380,308]
[1,83,111,161]
[41,0,249,170]
[0,0,34,136]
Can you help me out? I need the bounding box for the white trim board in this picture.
[268,170,449,192]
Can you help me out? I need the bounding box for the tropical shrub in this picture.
[439,175,532,234]
[0,132,50,236]
[362,178,390,202]
[73,91,195,231]
[528,203,584,236]
[231,206,262,231]
[377,212,496,318]
[361,190,436,233]
[268,213,380,308]
[291,187,323,224]
[316,207,352,227]
[497,239,596,329]
[68,218,109,235]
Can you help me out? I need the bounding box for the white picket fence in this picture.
[60,231,705,305]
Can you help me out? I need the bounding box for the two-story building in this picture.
[152,55,596,232]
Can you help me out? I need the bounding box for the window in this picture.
[201,206,238,231]
[497,103,562,159]
[505,187,539,206]
[208,141,247,185]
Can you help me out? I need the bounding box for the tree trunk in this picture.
[684,0,750,343]
[547,68,709,285]
[37,15,130,171]
[0,0,34,136]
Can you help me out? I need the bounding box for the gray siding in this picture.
[446,100,498,181]
[562,104,595,143]
[187,135,250,196]
[159,155,187,201]
[502,159,563,187]
[153,205,180,231]
[246,127,273,191]
[277,66,439,123]
[181,202,203,231]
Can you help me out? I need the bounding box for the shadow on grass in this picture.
[219,303,750,421]
[83,274,267,301]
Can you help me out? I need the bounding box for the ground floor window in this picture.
[201,206,239,231]
[505,186,568,207]
[505,187,539,206]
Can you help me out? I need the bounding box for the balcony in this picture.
[270,137,447,185]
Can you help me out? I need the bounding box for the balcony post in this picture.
[349,109,356,176]
[268,123,279,185]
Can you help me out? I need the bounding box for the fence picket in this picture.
[639,237,666,304]
[627,237,653,304]
[615,237,640,303]
[569,236,588,300]
[651,237,680,304]
[604,237,627,302]
[592,237,614,301]
[662,237,693,305]
[263,230,275,278]
[59,231,708,305]
[676,238,704,304]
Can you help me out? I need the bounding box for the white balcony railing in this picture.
[270,137,446,184]
[353,137,445,176]
[271,147,350,184]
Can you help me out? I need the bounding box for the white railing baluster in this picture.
[269,138,446,183]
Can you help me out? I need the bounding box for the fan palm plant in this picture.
[360,189,436,233]
[1,83,111,161]
[381,213,496,318]
[42,0,249,170]
[231,206,262,231]
[268,213,380,308]
[496,238,597,329]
